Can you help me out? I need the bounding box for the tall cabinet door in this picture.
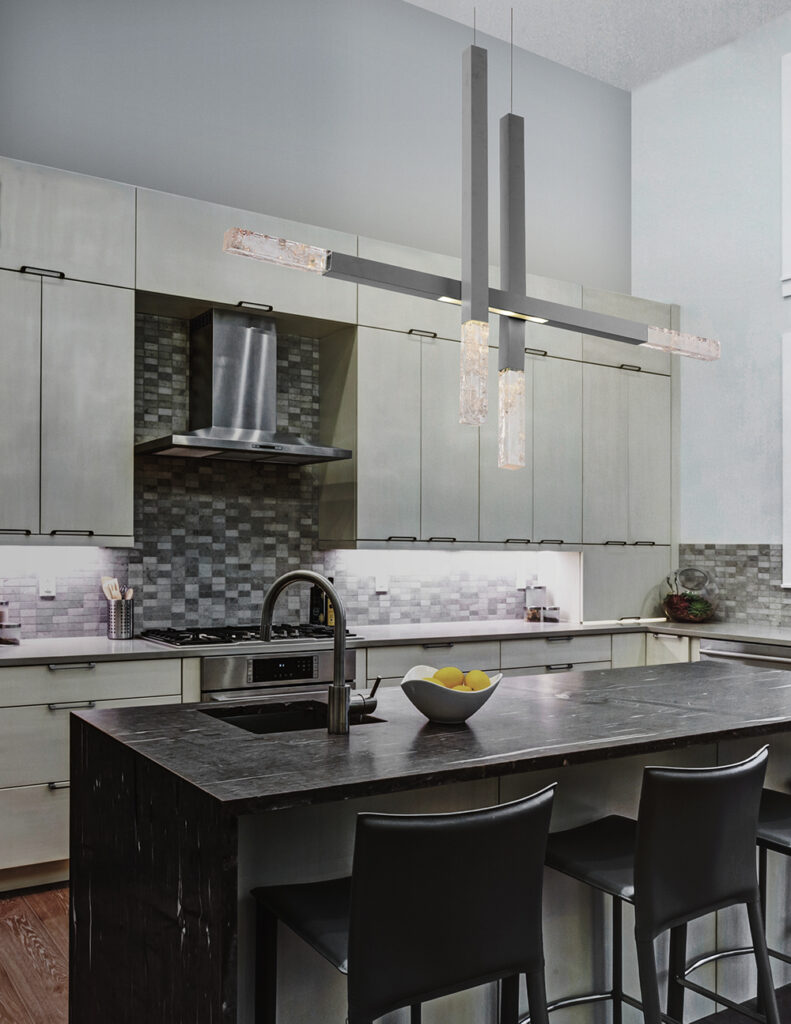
[628,373,671,544]
[534,356,582,543]
[421,338,479,542]
[356,328,422,540]
[479,347,533,542]
[40,279,134,538]
[0,270,41,535]
[582,363,629,543]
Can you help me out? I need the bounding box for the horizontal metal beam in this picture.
[325,250,650,347]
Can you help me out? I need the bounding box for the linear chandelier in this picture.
[223,44,720,471]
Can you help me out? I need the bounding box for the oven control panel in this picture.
[249,656,317,684]
[201,649,355,697]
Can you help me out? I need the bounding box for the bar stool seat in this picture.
[251,786,556,1024]
[544,815,635,900]
[758,788,791,853]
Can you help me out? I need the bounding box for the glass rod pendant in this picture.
[223,229,329,273]
[459,319,489,424]
[498,368,525,469]
[642,325,720,361]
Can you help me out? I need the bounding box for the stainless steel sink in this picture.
[198,698,383,735]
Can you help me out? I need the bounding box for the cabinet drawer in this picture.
[0,783,69,870]
[502,660,611,679]
[0,658,181,708]
[0,694,178,789]
[367,641,500,681]
[0,156,135,288]
[500,635,611,669]
[136,189,356,324]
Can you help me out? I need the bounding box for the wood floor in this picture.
[0,886,67,1024]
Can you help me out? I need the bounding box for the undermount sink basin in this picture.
[198,698,383,735]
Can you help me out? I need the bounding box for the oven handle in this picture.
[203,686,333,702]
[699,648,791,666]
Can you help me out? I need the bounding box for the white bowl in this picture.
[400,664,503,724]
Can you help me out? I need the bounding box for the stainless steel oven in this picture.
[200,648,357,702]
[698,639,791,671]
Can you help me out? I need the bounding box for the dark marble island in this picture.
[69,661,791,1024]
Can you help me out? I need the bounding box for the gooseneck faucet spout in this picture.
[260,570,350,734]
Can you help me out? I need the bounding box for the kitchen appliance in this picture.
[139,623,356,647]
[699,639,791,670]
[134,308,352,465]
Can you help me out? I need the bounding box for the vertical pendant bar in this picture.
[460,44,490,425]
[499,112,527,468]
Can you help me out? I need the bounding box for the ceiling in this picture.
[404,0,791,89]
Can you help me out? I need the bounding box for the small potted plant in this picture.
[662,568,718,623]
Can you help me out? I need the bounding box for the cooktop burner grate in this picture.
[139,623,355,648]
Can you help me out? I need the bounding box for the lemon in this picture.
[422,676,446,686]
[433,666,464,687]
[465,670,491,691]
[452,684,473,691]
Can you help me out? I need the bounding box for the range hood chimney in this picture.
[135,309,351,465]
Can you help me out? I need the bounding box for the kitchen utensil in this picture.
[124,588,134,600]
[400,664,502,724]
[107,598,134,640]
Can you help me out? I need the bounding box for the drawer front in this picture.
[501,660,611,679]
[367,641,500,681]
[0,658,181,707]
[0,694,178,789]
[500,635,611,670]
[136,188,356,324]
[0,783,69,869]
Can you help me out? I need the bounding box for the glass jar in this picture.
[662,568,718,623]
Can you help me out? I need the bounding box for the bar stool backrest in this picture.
[346,785,555,1023]
[633,746,768,941]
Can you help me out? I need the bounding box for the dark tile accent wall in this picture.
[678,544,789,624]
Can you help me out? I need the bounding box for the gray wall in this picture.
[632,13,791,542]
[0,0,631,291]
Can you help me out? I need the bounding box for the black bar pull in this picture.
[236,301,273,311]
[546,663,574,672]
[48,700,96,711]
[546,636,572,644]
[524,347,548,357]
[408,328,438,338]
[539,539,564,545]
[619,363,642,372]
[505,538,531,544]
[49,530,95,536]
[0,528,32,535]
[618,616,642,622]
[386,535,417,542]
[422,642,455,649]
[20,265,65,279]
[633,540,656,546]
[427,536,456,542]
[47,781,71,790]
[604,540,627,545]
[47,662,96,672]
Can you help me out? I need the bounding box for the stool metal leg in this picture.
[667,923,687,1023]
[255,904,278,1024]
[525,969,550,1024]
[636,938,662,1024]
[612,897,623,1024]
[747,900,780,1024]
[501,974,520,1024]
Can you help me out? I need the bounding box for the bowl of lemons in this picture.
[400,664,503,724]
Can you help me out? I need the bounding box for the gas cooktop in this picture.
[139,624,356,649]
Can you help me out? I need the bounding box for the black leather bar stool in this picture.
[544,747,779,1024]
[755,788,791,968]
[251,785,555,1024]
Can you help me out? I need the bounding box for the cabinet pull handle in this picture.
[546,636,572,644]
[47,781,70,790]
[524,347,548,357]
[619,363,642,372]
[20,265,65,279]
[604,540,627,545]
[505,538,531,544]
[49,530,95,536]
[652,633,684,640]
[619,616,642,622]
[428,536,456,543]
[408,328,438,338]
[48,700,96,711]
[539,539,564,545]
[47,662,96,672]
[0,529,32,535]
[386,535,417,542]
[546,663,574,672]
[236,301,273,311]
[423,642,455,649]
[633,540,656,546]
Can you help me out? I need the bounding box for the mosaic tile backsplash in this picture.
[1,314,530,637]
[677,544,791,626]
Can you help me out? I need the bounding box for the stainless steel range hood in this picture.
[135,309,351,465]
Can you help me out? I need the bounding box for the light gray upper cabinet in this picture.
[39,279,134,539]
[583,363,671,545]
[479,346,533,543]
[318,327,421,545]
[582,545,671,621]
[533,355,582,543]
[0,156,135,288]
[581,287,674,374]
[421,338,479,542]
[136,188,357,324]
[0,270,41,535]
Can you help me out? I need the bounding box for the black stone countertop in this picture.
[74,660,791,814]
